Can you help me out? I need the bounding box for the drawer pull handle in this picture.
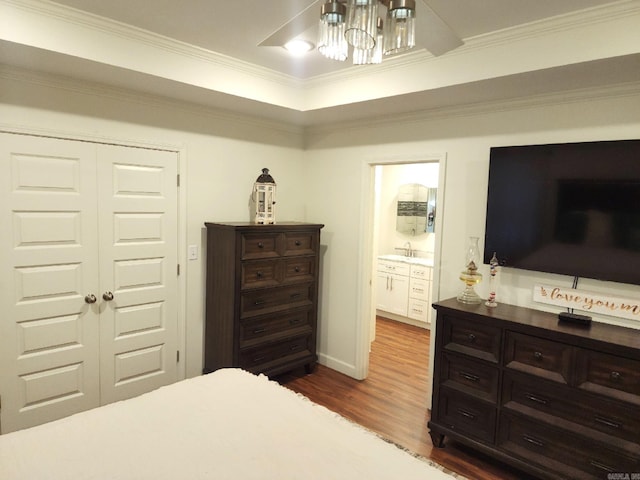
[533,351,543,361]
[610,371,621,382]
[522,434,544,448]
[253,328,266,334]
[294,267,301,273]
[252,356,267,363]
[254,299,266,306]
[290,293,302,299]
[524,393,548,405]
[468,333,476,343]
[589,460,615,473]
[456,409,476,420]
[257,242,264,248]
[290,344,300,351]
[256,271,263,278]
[459,371,480,382]
[295,240,301,246]
[289,318,302,325]
[594,415,621,429]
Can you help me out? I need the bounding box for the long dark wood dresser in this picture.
[429,297,640,479]
[204,222,323,377]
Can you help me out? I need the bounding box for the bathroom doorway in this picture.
[370,162,440,341]
[356,155,446,407]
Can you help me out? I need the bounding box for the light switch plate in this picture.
[188,244,198,260]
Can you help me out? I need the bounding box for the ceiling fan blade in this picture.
[259,0,323,46]
[415,0,463,56]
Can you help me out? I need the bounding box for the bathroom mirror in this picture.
[396,183,437,235]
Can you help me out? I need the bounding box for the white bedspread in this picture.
[0,369,457,479]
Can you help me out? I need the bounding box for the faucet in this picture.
[404,241,412,257]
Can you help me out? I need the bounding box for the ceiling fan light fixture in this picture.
[284,39,315,56]
[345,0,378,50]
[318,1,348,61]
[353,17,383,65]
[383,0,416,56]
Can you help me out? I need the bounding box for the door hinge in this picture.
[176,351,180,362]
[177,264,180,275]
[177,174,180,187]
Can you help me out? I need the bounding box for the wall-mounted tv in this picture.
[484,139,640,286]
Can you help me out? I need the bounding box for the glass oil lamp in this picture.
[457,236,483,304]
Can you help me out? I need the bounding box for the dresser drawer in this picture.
[239,309,313,347]
[498,412,640,479]
[575,349,640,405]
[240,284,313,318]
[441,353,499,403]
[239,334,313,372]
[442,315,501,363]
[436,388,496,444]
[241,259,280,289]
[504,332,572,384]
[283,256,316,283]
[283,231,318,256]
[503,371,640,444]
[241,233,279,259]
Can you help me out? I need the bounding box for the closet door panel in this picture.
[96,145,179,404]
[0,134,100,433]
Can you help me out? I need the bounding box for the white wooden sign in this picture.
[533,284,640,321]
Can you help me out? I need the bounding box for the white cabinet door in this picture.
[376,272,409,316]
[0,134,179,433]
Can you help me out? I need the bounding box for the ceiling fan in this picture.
[258,0,463,58]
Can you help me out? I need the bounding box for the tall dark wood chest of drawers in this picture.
[429,298,640,479]
[204,222,323,377]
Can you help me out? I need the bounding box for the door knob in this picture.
[84,294,97,304]
[102,291,114,301]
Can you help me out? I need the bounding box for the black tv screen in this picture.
[484,139,640,285]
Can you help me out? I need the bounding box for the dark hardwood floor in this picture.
[277,317,537,480]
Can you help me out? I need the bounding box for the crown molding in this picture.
[304,81,640,140]
[2,0,305,89]
[460,0,640,53]
[0,64,305,140]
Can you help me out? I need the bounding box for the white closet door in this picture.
[0,136,180,433]
[96,144,179,404]
[0,134,101,433]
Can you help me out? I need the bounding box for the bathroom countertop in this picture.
[377,254,434,267]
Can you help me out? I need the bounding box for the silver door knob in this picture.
[84,294,97,304]
[102,291,114,301]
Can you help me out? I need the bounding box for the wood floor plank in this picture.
[277,317,537,480]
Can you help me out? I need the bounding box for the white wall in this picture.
[306,89,640,377]
[0,70,308,379]
[3,68,640,383]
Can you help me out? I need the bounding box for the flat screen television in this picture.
[484,139,640,286]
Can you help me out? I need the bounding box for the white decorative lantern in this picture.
[253,168,276,224]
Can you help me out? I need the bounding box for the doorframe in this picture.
[355,153,447,407]
[0,126,188,381]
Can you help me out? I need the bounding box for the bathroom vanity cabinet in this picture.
[376,255,433,325]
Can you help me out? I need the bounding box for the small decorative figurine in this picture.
[253,168,276,224]
[485,252,499,307]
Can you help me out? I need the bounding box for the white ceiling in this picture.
[1,0,639,128]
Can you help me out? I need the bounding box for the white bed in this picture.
[0,368,461,479]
